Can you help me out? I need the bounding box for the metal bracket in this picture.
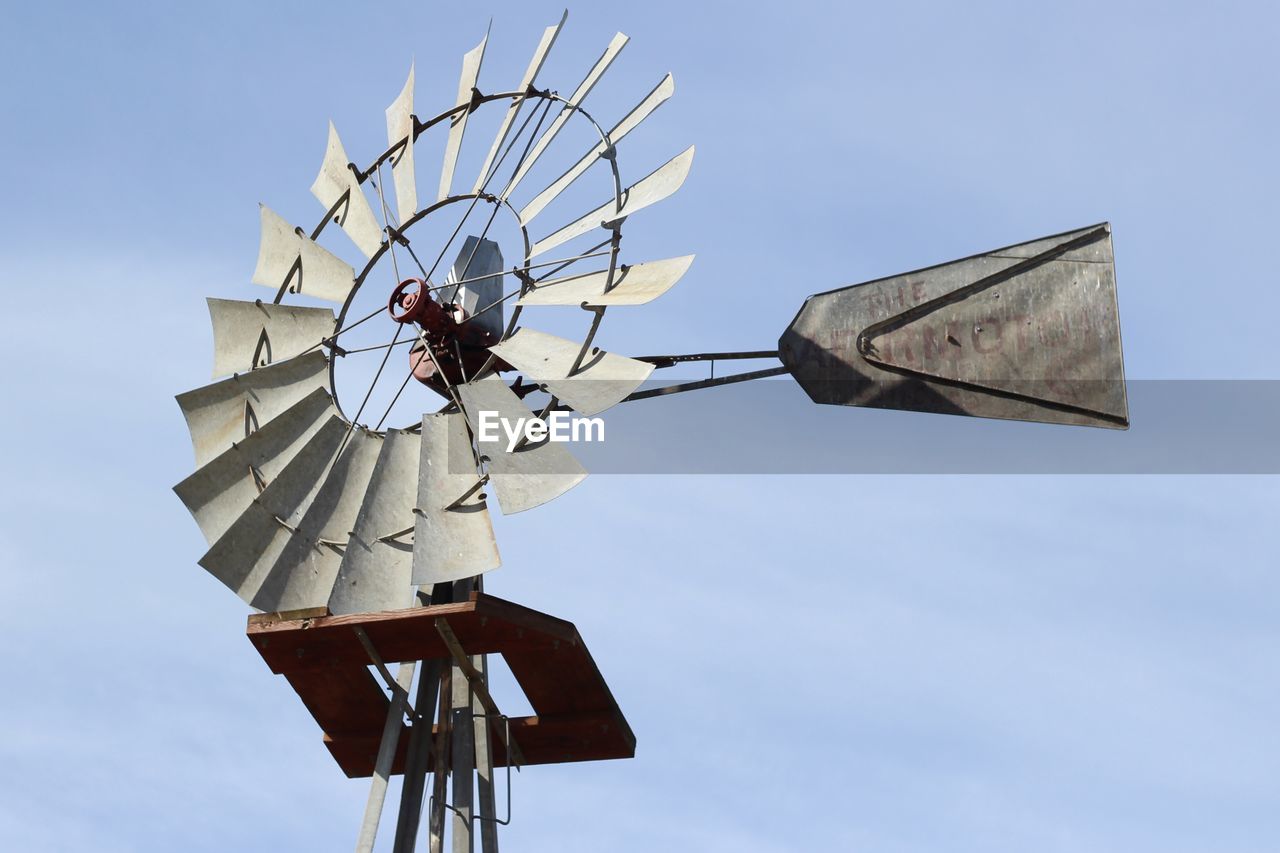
[568,304,607,376]
[384,222,413,248]
[353,626,418,719]
[428,713,514,827]
[376,524,415,544]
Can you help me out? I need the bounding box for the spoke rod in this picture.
[297,302,391,360]
[423,85,553,291]
[344,323,405,434]
[442,97,554,308]
[465,236,614,326]
[414,244,614,309]
[333,303,393,338]
[343,337,417,356]
[531,236,613,283]
[414,248,613,294]
[373,352,420,431]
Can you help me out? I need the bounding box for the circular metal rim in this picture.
[283,88,627,433]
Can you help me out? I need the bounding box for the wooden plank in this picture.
[249,606,330,626]
[283,666,389,736]
[252,593,635,778]
[324,712,635,777]
[247,594,574,674]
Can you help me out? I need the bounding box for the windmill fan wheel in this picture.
[174,18,695,617]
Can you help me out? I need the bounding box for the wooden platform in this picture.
[247,593,635,777]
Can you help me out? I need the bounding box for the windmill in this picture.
[173,12,1128,852]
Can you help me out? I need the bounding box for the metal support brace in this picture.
[354,626,417,718]
[392,659,444,853]
[434,618,524,768]
[355,660,417,853]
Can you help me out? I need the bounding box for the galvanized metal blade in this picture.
[500,31,629,201]
[330,428,423,615]
[198,415,347,606]
[250,429,383,613]
[438,28,489,202]
[489,327,653,415]
[470,11,567,194]
[311,122,385,259]
[438,237,504,342]
[518,73,675,225]
[779,223,1129,428]
[517,254,694,306]
[173,387,337,545]
[251,204,357,303]
[385,64,419,225]
[458,375,587,514]
[207,297,335,379]
[528,145,694,258]
[176,351,330,468]
[412,412,500,584]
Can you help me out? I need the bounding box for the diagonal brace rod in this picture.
[434,618,525,769]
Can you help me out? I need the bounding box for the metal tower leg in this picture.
[392,659,443,853]
[350,578,508,852]
[355,660,418,853]
[450,663,476,853]
[472,655,500,853]
[428,669,452,853]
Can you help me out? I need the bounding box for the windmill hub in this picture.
[387,277,458,329]
[387,275,507,392]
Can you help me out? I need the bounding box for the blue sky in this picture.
[1,1,1277,851]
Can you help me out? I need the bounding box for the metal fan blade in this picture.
[385,63,418,225]
[501,32,629,202]
[412,412,500,584]
[438,27,489,202]
[458,375,587,514]
[250,429,383,613]
[518,73,675,225]
[252,205,357,304]
[330,428,422,615]
[438,236,504,341]
[176,350,329,468]
[310,121,385,259]
[207,297,335,379]
[529,145,694,258]
[470,11,567,194]
[489,328,652,416]
[173,387,337,545]
[517,255,694,306]
[198,416,347,606]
